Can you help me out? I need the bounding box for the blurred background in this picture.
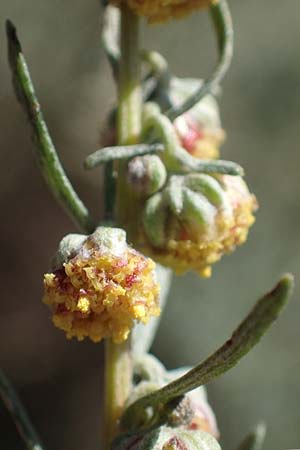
[1,0,300,449]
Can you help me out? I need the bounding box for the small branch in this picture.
[85,144,164,169]
[166,0,233,120]
[6,20,95,234]
[0,370,46,450]
[236,423,266,450]
[121,274,294,431]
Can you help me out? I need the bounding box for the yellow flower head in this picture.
[171,78,225,159]
[43,227,160,343]
[142,174,257,277]
[111,0,212,23]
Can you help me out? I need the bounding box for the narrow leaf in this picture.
[6,20,94,233]
[172,145,244,176]
[121,275,294,431]
[85,143,164,169]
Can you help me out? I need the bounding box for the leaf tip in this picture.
[5,19,22,67]
[83,156,91,170]
[5,19,18,46]
[254,421,267,438]
[276,273,294,298]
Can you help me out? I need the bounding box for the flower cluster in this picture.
[142,173,257,277]
[43,228,160,343]
[111,0,212,23]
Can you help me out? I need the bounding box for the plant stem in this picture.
[117,6,141,146]
[115,3,142,237]
[104,4,142,449]
[104,340,132,449]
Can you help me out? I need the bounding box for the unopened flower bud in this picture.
[171,77,225,159]
[43,227,160,343]
[142,174,257,276]
[126,155,167,196]
[110,1,212,23]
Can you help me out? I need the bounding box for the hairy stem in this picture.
[115,4,142,237]
[104,4,142,449]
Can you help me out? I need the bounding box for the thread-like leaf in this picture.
[85,144,164,169]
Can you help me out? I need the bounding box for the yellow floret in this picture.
[43,243,160,343]
[111,0,213,23]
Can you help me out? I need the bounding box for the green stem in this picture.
[6,20,95,234]
[117,6,141,146]
[0,370,46,450]
[115,4,142,237]
[166,0,233,121]
[104,340,132,450]
[104,5,142,449]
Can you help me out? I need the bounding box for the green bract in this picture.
[112,427,221,450]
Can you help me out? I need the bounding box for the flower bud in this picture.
[128,356,219,439]
[164,367,219,438]
[126,155,167,196]
[43,227,160,343]
[110,1,212,23]
[142,174,257,276]
[171,77,225,159]
[113,426,221,450]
